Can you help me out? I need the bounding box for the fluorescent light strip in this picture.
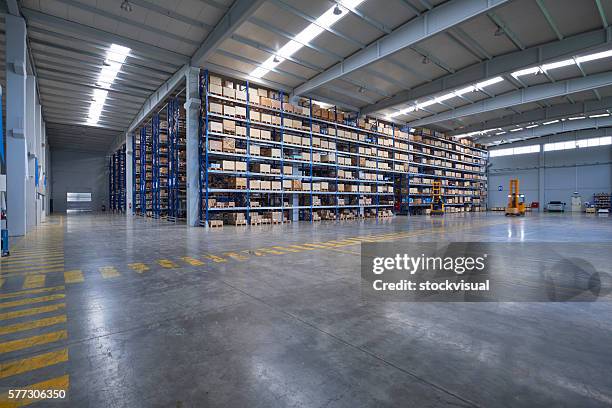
[542,119,559,125]
[589,113,610,118]
[568,116,585,120]
[509,127,523,132]
[525,124,539,129]
[87,44,130,125]
[250,0,365,79]
[512,48,612,79]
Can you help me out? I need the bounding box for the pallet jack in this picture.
[430,181,445,215]
[505,178,526,216]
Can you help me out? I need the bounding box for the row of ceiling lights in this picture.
[453,111,611,140]
[387,48,612,122]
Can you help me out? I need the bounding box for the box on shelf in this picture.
[250,180,261,189]
[222,119,235,133]
[230,177,247,189]
[210,121,223,133]
[292,180,302,190]
[251,128,261,139]
[250,145,260,156]
[236,126,247,137]
[209,140,222,151]
[236,90,246,101]
[223,105,235,117]
[222,160,235,171]
[210,103,223,114]
[235,106,246,118]
[271,181,281,190]
[222,138,235,152]
[223,87,235,99]
[235,161,247,172]
[260,180,271,190]
[253,163,271,173]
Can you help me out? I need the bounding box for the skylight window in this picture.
[250,1,365,79]
[87,44,130,126]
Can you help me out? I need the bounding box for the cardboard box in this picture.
[236,90,246,101]
[250,180,261,190]
[210,102,223,114]
[249,92,259,105]
[257,88,268,97]
[209,83,222,95]
[292,180,302,190]
[231,177,247,189]
[260,180,271,190]
[283,179,292,189]
[222,119,235,133]
[236,126,247,137]
[210,121,223,133]
[223,87,235,99]
[253,163,271,173]
[235,106,246,117]
[223,105,235,116]
[222,160,235,171]
[251,128,261,139]
[271,181,281,190]
[250,145,260,156]
[210,76,222,86]
[260,130,272,140]
[235,161,247,172]
[209,140,222,151]
[283,165,293,174]
[250,111,261,122]
[222,138,235,152]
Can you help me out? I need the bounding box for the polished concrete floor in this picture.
[1,212,611,407]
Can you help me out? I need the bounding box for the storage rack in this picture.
[109,144,126,212]
[199,70,415,227]
[133,91,187,221]
[593,193,611,210]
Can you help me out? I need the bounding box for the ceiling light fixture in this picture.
[542,119,559,125]
[120,0,132,12]
[273,56,280,63]
[250,0,363,79]
[494,26,504,36]
[589,113,610,118]
[568,116,586,121]
[509,127,523,132]
[422,56,429,64]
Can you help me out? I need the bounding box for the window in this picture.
[489,144,540,157]
[545,136,612,151]
[67,192,92,202]
[67,192,93,213]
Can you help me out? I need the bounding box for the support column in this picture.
[184,67,201,227]
[126,132,133,214]
[538,146,545,212]
[6,15,28,237]
[26,75,36,231]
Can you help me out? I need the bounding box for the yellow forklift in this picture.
[505,178,526,216]
[430,181,445,215]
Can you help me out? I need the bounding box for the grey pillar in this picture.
[126,132,133,214]
[185,67,201,227]
[26,75,36,230]
[538,146,545,212]
[6,15,28,236]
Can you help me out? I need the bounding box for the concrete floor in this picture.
[1,212,612,407]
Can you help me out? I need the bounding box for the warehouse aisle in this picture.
[1,213,611,407]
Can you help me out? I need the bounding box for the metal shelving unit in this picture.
[109,144,126,213]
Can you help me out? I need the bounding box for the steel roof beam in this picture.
[535,0,563,40]
[479,116,612,144]
[292,0,510,97]
[361,27,612,115]
[191,0,266,67]
[595,0,609,28]
[21,8,189,65]
[408,70,612,127]
[487,11,524,50]
[126,0,213,30]
[450,96,612,135]
[44,115,127,131]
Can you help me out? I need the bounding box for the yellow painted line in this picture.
[157,259,178,269]
[0,330,68,354]
[0,303,66,322]
[0,260,65,269]
[286,245,316,251]
[271,246,301,253]
[258,248,285,255]
[180,257,205,266]
[0,348,68,380]
[99,266,120,279]
[128,263,150,273]
[64,270,84,284]
[225,252,250,261]
[202,254,227,263]
[0,315,67,336]
[0,286,65,301]
[0,257,65,265]
[0,374,69,407]
[0,294,65,310]
[0,268,66,279]
[22,275,45,290]
[302,243,331,249]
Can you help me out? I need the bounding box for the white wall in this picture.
[50,149,109,213]
[488,132,612,208]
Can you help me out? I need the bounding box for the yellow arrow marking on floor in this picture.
[0,374,69,407]
[181,257,205,266]
[0,315,67,336]
[157,259,178,268]
[128,263,150,273]
[0,294,65,310]
[64,270,84,284]
[0,348,68,379]
[99,266,120,279]
[22,275,45,289]
[0,330,68,354]
[0,303,66,322]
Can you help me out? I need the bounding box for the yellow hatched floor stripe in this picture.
[0,257,65,265]
[0,330,68,354]
[0,348,68,380]
[0,315,67,336]
[157,259,178,268]
[286,245,316,251]
[128,263,149,273]
[1,269,67,279]
[0,374,69,407]
[224,252,249,261]
[0,294,65,310]
[0,304,66,322]
[258,248,285,255]
[180,257,205,266]
[271,246,301,253]
[99,266,120,279]
[202,254,227,263]
[22,275,45,290]
[63,270,84,284]
[0,286,65,301]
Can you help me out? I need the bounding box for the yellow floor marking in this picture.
[0,260,65,269]
[0,256,65,265]
[287,245,316,251]
[0,279,4,288]
[128,263,150,273]
[0,294,65,310]
[225,252,250,261]
[0,374,69,407]
[302,243,331,249]
[202,254,227,263]
[156,259,178,268]
[0,286,65,301]
[0,303,66,322]
[99,266,120,279]
[271,246,301,253]
[0,348,68,379]
[181,257,205,266]
[0,315,67,336]
[0,330,68,354]
[22,275,45,290]
[64,270,84,284]
[1,268,66,279]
